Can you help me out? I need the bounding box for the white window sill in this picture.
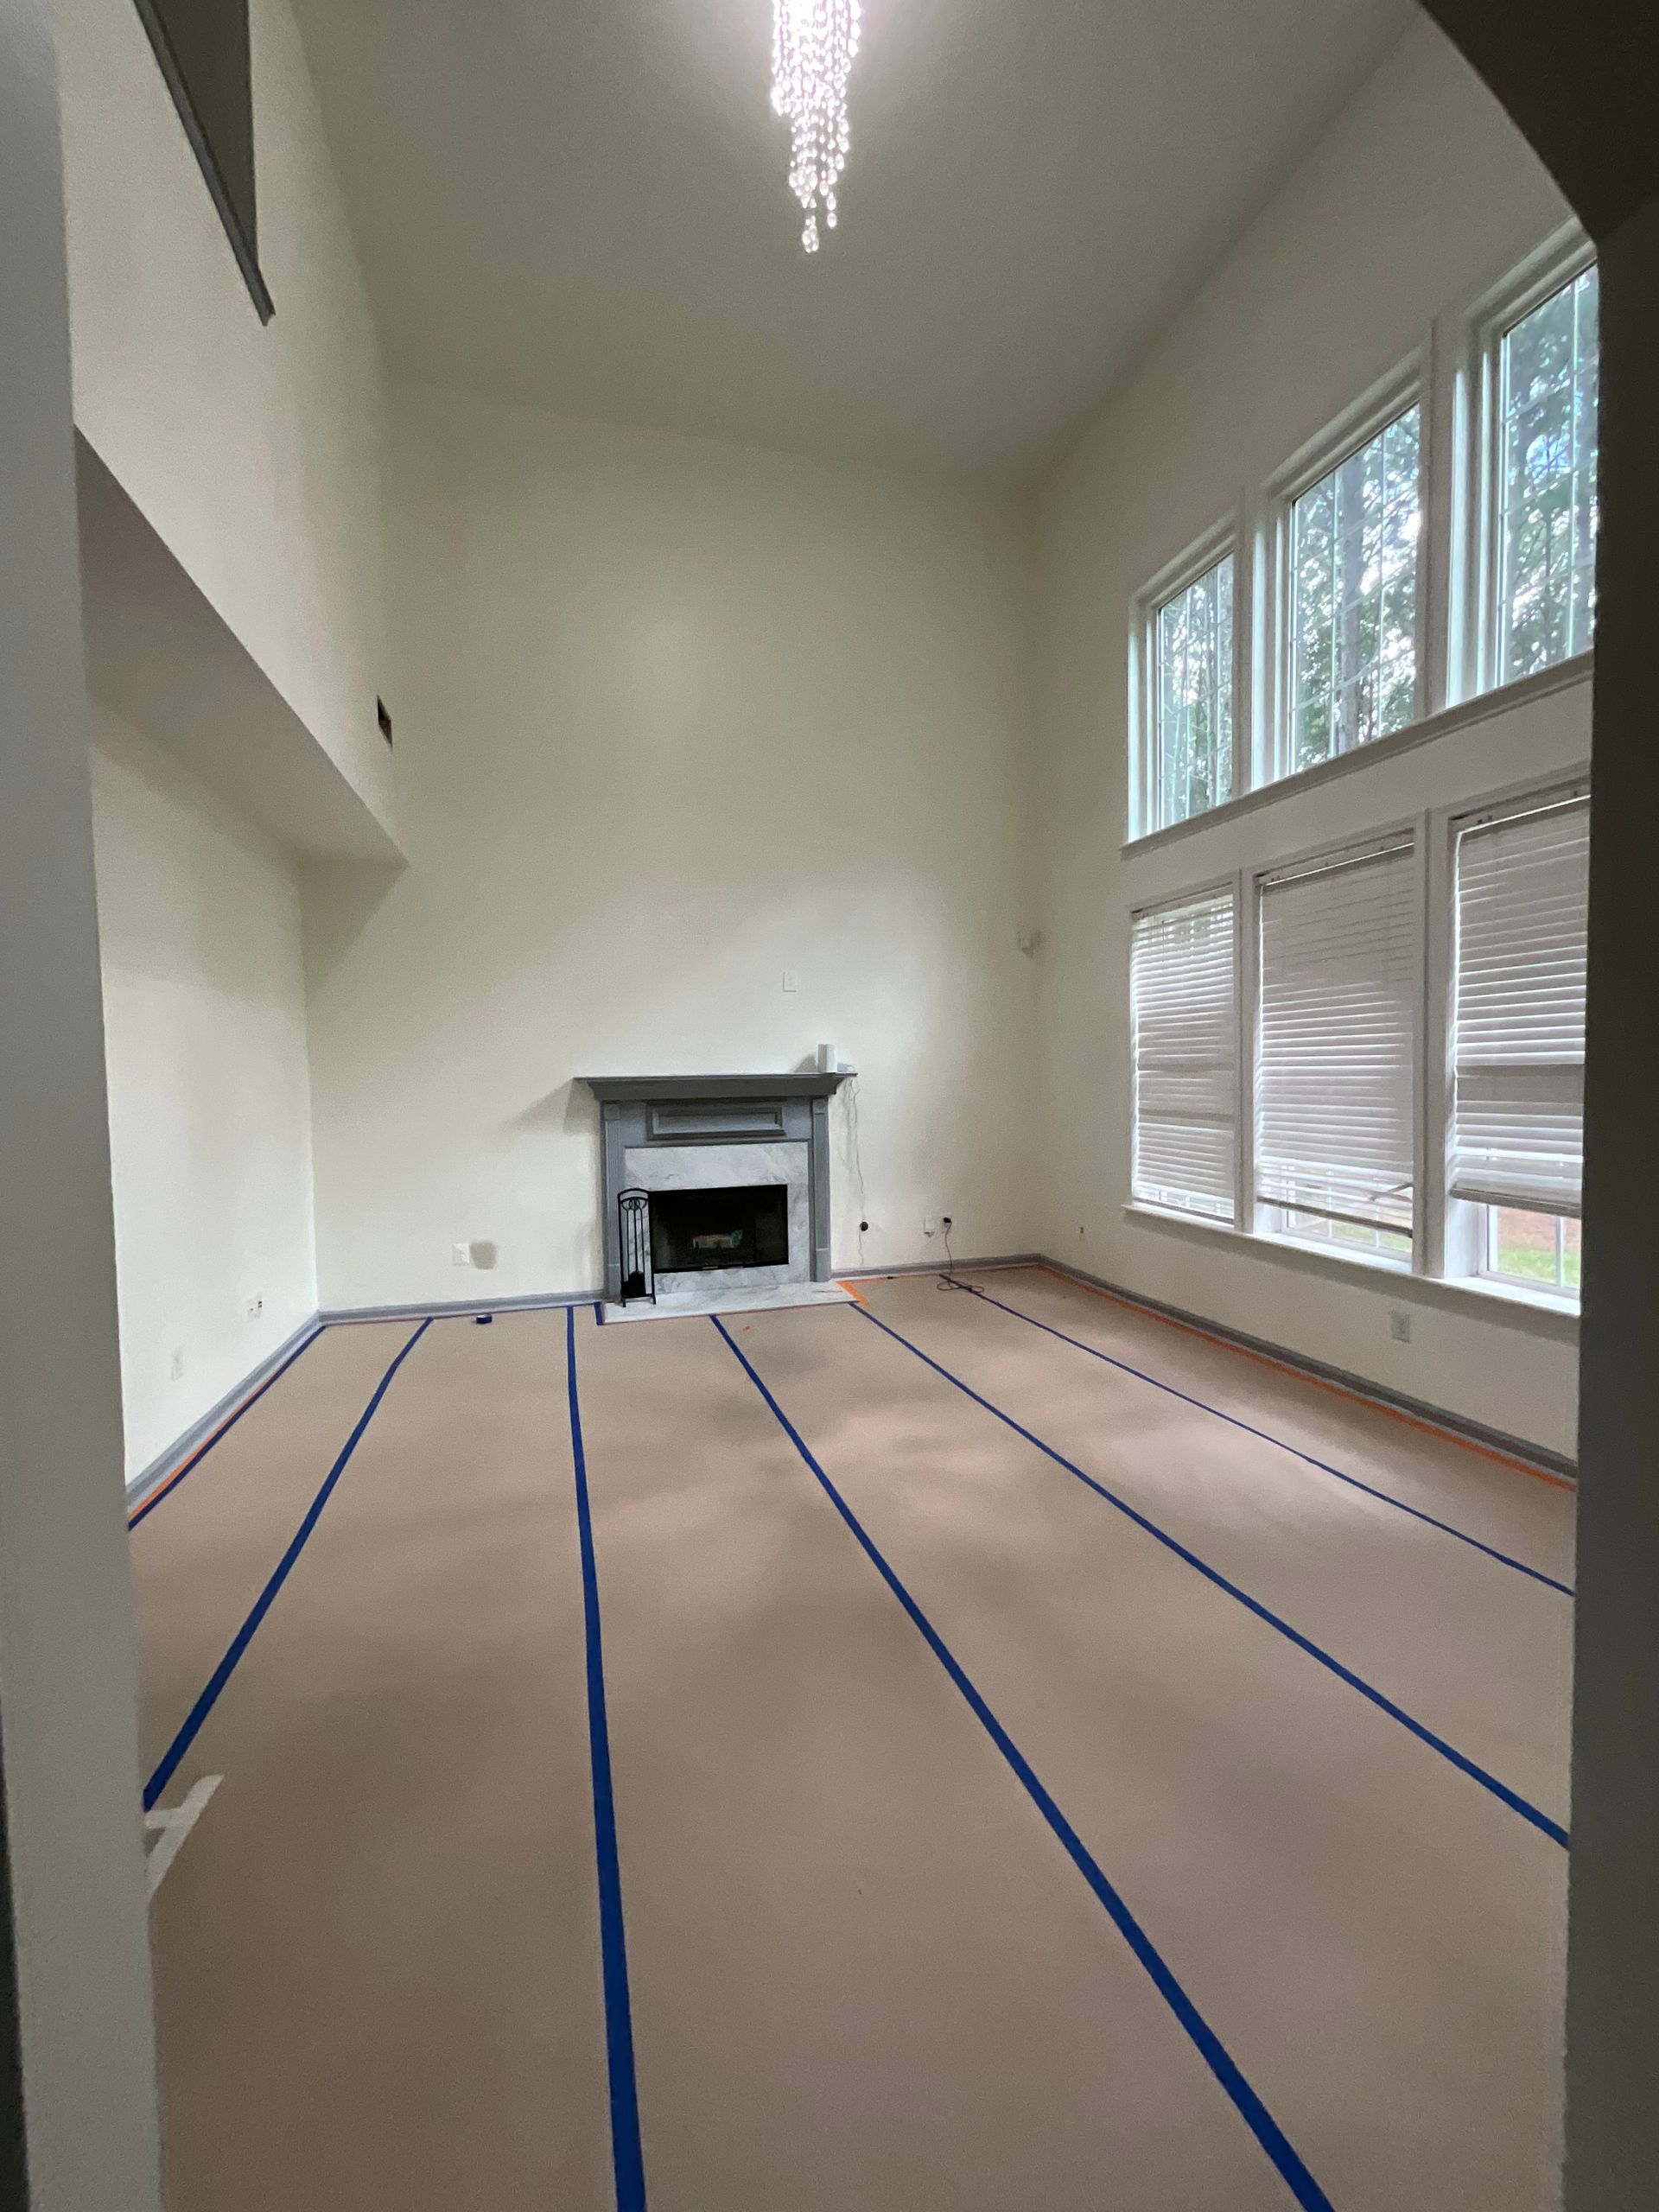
[1122,1202,1579,1340]
[1123,653,1593,856]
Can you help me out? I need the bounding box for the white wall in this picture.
[1033,17,1583,1454]
[55,0,393,832]
[305,394,1040,1311]
[0,1,161,2191]
[92,707,318,1480]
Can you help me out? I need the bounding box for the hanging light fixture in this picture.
[770,1,862,253]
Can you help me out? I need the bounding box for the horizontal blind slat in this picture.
[1132,889,1237,1222]
[1450,797,1588,1217]
[1255,840,1416,1230]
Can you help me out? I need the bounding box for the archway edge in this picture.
[1420,1,1659,238]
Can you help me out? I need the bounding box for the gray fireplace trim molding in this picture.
[579,1072,855,1304]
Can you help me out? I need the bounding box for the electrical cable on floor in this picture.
[936,1217,963,1291]
[841,1074,870,1267]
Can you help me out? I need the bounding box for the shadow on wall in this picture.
[499,1080,596,1141]
[299,855,404,994]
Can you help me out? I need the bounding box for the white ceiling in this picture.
[289,0,1417,483]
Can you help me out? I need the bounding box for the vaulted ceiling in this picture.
[291,0,1417,481]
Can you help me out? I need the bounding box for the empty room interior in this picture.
[9,0,1658,2207]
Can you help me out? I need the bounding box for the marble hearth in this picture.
[579,1071,855,1313]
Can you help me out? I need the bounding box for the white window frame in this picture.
[1247,818,1426,1274]
[1129,513,1244,840]
[1478,1208,1580,1298]
[1256,354,1431,788]
[1124,777,1589,1322]
[1454,224,1598,704]
[1126,874,1246,1223]
[1427,764,1591,1304]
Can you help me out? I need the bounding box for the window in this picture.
[1130,888,1237,1221]
[1255,836,1417,1247]
[132,0,270,318]
[1286,406,1421,772]
[1152,556,1235,829]
[1494,264,1599,682]
[1449,787,1589,1219]
[1480,1208,1581,1295]
[1130,775,1587,1312]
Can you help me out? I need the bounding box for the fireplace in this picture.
[652,1185,789,1274]
[579,1071,855,1309]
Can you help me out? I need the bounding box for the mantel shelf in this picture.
[579,1072,855,1103]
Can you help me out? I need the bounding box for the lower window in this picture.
[1281,1208,1413,1262]
[1478,1207,1580,1296]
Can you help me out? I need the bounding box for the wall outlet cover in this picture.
[169,1347,185,1381]
[452,1242,472,1267]
[1389,1310,1412,1344]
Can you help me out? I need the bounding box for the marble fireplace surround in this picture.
[579,1072,855,1307]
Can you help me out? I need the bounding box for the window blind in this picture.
[1255,837,1417,1233]
[1450,791,1589,1216]
[1130,889,1237,1221]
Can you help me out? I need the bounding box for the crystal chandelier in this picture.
[770,1,862,252]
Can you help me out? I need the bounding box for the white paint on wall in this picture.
[91,707,318,1479]
[0,0,162,2192]
[305,396,1040,1311]
[1033,19,1583,1453]
[54,0,394,836]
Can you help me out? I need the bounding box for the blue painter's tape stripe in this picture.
[143,1319,432,1813]
[712,1314,1335,2211]
[854,1303,1568,1851]
[565,1306,647,2211]
[129,1324,328,1530]
[955,1280,1572,1596]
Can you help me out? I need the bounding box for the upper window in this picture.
[1129,887,1238,1222]
[132,1,270,319]
[1152,556,1235,830]
[1286,405,1422,772]
[1494,264,1599,683]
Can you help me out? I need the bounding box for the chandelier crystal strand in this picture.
[770,0,861,252]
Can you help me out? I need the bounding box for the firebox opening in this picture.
[650,1184,790,1274]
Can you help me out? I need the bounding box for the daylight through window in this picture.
[1497,265,1600,683]
[1287,407,1421,772]
[1154,556,1234,829]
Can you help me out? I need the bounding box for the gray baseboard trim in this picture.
[124,1314,325,1511]
[319,1286,604,1326]
[1033,1255,1578,1482]
[839,1252,1042,1281]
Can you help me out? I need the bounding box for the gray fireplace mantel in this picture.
[580,1071,854,1103]
[579,1071,855,1302]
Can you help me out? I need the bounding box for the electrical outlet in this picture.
[924,1216,939,1236]
[246,1295,264,1319]
[781,969,799,993]
[452,1242,472,1267]
[1389,1310,1412,1344]
[169,1346,185,1382]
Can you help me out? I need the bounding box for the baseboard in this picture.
[840,1252,1042,1281]
[124,1314,325,1512]
[327,1265,1039,1320]
[319,1286,604,1326]
[1033,1255,1577,1482]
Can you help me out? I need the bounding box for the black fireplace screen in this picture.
[651,1184,789,1274]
